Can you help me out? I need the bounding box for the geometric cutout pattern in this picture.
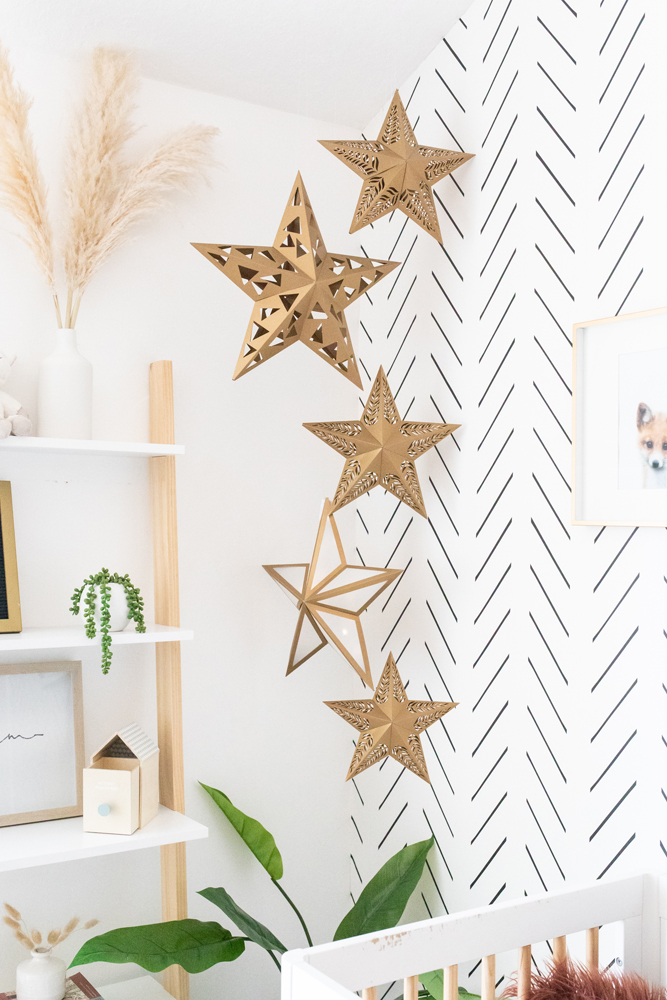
[192,173,400,387]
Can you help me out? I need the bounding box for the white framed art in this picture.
[573,305,667,526]
[0,661,84,827]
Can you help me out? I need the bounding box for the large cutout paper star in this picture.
[304,366,460,518]
[326,652,457,782]
[193,173,399,387]
[320,90,474,242]
[263,500,401,686]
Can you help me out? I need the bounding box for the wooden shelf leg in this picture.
[150,361,188,1000]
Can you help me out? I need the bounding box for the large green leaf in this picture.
[199,886,287,954]
[199,782,283,880]
[334,837,434,941]
[69,919,245,974]
[419,975,480,1000]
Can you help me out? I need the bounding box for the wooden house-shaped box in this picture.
[83,723,159,835]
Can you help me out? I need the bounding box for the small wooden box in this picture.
[83,723,159,836]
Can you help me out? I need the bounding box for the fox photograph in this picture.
[618,347,667,490]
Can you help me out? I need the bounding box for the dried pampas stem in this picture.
[0,43,60,325]
[3,904,98,953]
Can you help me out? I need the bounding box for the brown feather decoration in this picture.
[504,961,665,1000]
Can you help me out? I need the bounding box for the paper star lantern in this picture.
[304,366,460,518]
[192,173,399,387]
[320,90,474,242]
[263,500,401,686]
[326,652,457,782]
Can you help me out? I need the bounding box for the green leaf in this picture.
[69,919,245,974]
[199,781,283,880]
[199,886,287,954]
[334,837,434,941]
[419,976,480,1000]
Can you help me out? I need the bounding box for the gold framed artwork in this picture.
[573,306,667,526]
[0,661,84,827]
[0,481,21,632]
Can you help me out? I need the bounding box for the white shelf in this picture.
[102,977,172,999]
[0,436,184,457]
[0,805,207,872]
[0,624,193,651]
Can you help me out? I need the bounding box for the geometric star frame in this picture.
[263,500,401,686]
[304,366,460,518]
[192,173,399,388]
[320,90,474,243]
[325,652,457,783]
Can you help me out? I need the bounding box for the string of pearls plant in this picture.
[70,568,146,674]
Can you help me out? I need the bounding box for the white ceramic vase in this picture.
[90,582,131,632]
[37,328,93,439]
[16,947,66,1000]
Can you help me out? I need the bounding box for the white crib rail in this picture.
[282,873,666,1000]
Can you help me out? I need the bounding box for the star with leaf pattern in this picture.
[326,652,457,782]
[320,90,473,242]
[304,366,459,518]
[192,173,399,387]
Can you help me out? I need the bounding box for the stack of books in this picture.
[0,972,103,999]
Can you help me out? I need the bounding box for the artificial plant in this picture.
[70,568,146,674]
[70,783,438,982]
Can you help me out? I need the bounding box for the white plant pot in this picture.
[16,947,66,1000]
[89,582,131,632]
[37,328,93,439]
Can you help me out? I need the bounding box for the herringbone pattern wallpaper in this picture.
[342,0,664,986]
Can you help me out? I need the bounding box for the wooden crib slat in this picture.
[586,927,599,970]
[482,955,496,1000]
[361,989,377,1000]
[518,944,531,1000]
[443,965,458,1000]
[553,936,567,963]
[404,975,419,1000]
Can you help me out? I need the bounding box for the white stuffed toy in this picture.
[0,353,32,438]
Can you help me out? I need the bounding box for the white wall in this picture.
[0,45,370,999]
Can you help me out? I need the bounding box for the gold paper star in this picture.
[192,173,399,387]
[263,500,401,686]
[304,366,460,518]
[326,652,457,782]
[320,90,474,242]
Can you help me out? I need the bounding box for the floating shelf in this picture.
[0,437,184,458]
[0,805,207,872]
[0,624,193,651]
[103,978,172,1000]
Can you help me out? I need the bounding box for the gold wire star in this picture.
[304,366,460,518]
[320,90,474,242]
[263,500,401,686]
[326,652,457,782]
[192,173,399,387]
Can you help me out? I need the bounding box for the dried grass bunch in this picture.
[0,45,218,330]
[503,960,665,1000]
[3,902,99,953]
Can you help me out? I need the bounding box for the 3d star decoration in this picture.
[326,652,457,782]
[320,90,474,242]
[263,500,401,686]
[192,173,399,387]
[304,366,460,518]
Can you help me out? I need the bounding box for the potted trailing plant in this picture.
[70,783,460,997]
[70,568,146,674]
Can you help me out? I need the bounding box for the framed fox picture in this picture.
[573,306,667,526]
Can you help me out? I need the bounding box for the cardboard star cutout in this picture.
[192,173,399,387]
[326,652,457,782]
[263,500,401,686]
[304,366,460,518]
[320,90,474,242]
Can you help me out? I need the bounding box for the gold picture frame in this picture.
[573,306,667,526]
[0,480,21,632]
[0,661,84,826]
